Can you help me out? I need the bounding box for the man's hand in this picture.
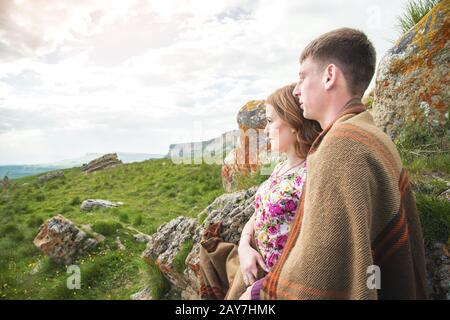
[239,284,253,300]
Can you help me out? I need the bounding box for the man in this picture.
[242,28,428,299]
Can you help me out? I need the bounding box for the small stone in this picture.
[80,199,122,211]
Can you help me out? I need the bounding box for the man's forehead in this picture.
[299,58,317,74]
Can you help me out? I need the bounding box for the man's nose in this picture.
[292,83,301,97]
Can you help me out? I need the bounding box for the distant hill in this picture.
[0,152,165,179]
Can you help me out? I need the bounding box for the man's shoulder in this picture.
[327,111,394,151]
[315,111,403,173]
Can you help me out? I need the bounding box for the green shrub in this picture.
[35,194,46,202]
[146,259,171,299]
[0,223,19,235]
[172,239,193,274]
[59,206,73,215]
[1,224,25,241]
[92,220,123,236]
[27,216,44,228]
[397,0,439,35]
[416,194,450,245]
[395,121,449,165]
[187,185,200,196]
[69,196,81,206]
[9,203,31,215]
[119,213,129,223]
[133,215,143,226]
[167,190,177,198]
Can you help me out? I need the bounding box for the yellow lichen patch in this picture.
[240,100,265,112]
[389,0,449,76]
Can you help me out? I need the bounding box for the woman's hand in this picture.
[238,242,269,286]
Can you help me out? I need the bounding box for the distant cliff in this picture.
[166,130,240,163]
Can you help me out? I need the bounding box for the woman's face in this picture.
[264,104,296,153]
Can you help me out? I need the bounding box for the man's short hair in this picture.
[300,28,376,97]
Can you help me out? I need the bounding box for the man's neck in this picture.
[319,95,361,129]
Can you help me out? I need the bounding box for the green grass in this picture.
[92,220,123,236]
[172,240,194,274]
[394,121,450,246]
[397,0,440,35]
[0,158,224,299]
[145,258,171,299]
[232,166,272,192]
[416,194,450,245]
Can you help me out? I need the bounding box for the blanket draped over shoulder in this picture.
[258,105,428,300]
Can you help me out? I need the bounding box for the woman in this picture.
[235,83,321,299]
[198,83,321,300]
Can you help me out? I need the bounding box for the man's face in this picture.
[292,57,326,122]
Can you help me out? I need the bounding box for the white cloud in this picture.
[0,0,408,164]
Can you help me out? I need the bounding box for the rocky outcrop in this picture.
[142,216,197,293]
[80,199,124,211]
[37,171,64,183]
[425,242,450,300]
[81,153,122,173]
[33,215,98,265]
[372,0,449,139]
[141,187,258,299]
[222,100,283,192]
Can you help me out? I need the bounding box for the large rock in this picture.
[80,199,123,211]
[425,242,450,300]
[372,0,449,139]
[81,153,122,173]
[222,100,282,192]
[141,186,258,299]
[142,216,197,291]
[37,171,64,183]
[33,215,98,265]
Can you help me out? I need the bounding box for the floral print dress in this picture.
[253,160,307,270]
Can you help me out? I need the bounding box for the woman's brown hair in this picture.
[266,83,322,158]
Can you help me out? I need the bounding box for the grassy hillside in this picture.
[0,158,223,299]
[0,129,448,300]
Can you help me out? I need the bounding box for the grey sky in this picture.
[0,0,409,165]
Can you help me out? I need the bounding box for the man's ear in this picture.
[323,64,337,91]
